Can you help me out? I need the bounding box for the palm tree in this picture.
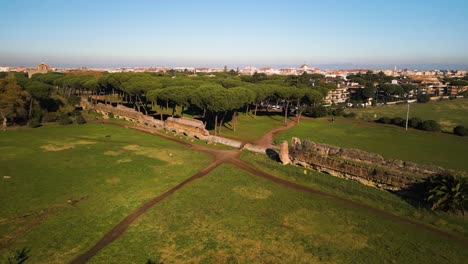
[425,174,467,215]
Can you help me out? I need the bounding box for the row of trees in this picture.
[0,71,333,133]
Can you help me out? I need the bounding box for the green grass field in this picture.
[275,117,468,172]
[0,124,212,263]
[90,164,468,263]
[346,98,468,131]
[219,112,285,141]
[240,151,468,237]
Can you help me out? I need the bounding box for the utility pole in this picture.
[405,103,410,131]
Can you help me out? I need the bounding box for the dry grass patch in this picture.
[106,176,121,185]
[104,150,122,156]
[40,140,96,152]
[232,186,272,199]
[116,158,132,163]
[122,144,184,165]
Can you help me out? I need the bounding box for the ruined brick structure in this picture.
[288,137,451,192]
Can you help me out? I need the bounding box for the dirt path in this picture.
[70,120,468,263]
[253,117,297,148]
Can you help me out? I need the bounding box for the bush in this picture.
[59,114,73,125]
[108,112,115,118]
[68,95,80,106]
[305,106,328,118]
[391,117,405,127]
[408,117,422,128]
[453,126,468,136]
[417,94,431,103]
[376,117,391,124]
[329,107,344,116]
[461,90,468,98]
[28,117,42,128]
[343,112,356,118]
[418,120,440,131]
[42,112,58,122]
[76,114,87,124]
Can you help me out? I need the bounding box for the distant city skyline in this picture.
[1,0,468,69]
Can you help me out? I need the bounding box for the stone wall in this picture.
[289,138,450,192]
[81,98,243,148]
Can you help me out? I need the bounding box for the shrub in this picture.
[42,112,58,122]
[418,120,440,131]
[68,95,80,106]
[343,112,356,118]
[59,114,73,125]
[28,117,41,128]
[461,90,468,98]
[391,117,405,127]
[417,94,431,103]
[453,126,468,136]
[408,117,422,128]
[108,112,115,118]
[76,114,87,124]
[329,107,344,116]
[425,174,467,214]
[376,117,391,124]
[305,106,328,118]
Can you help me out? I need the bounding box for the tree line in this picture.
[0,71,334,133]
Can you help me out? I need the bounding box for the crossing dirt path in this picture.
[70,120,468,263]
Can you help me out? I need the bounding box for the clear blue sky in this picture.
[1,0,468,69]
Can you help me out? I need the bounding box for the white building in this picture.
[0,66,10,72]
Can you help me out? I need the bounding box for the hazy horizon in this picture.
[1,0,468,70]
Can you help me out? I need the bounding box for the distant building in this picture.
[27,63,52,78]
[0,66,10,72]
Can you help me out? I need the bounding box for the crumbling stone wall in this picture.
[289,137,450,192]
[80,98,244,148]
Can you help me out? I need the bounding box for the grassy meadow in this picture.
[0,124,212,263]
[275,117,468,172]
[90,164,468,263]
[346,98,468,132]
[240,151,468,237]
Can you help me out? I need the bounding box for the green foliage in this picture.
[67,95,80,106]
[0,73,30,126]
[75,114,86,124]
[42,112,58,122]
[409,117,422,128]
[391,117,405,127]
[6,247,30,264]
[417,93,431,103]
[305,105,328,118]
[418,120,441,131]
[108,112,115,118]
[376,117,391,124]
[425,174,467,214]
[58,114,72,125]
[343,112,356,118]
[453,125,468,136]
[28,116,41,128]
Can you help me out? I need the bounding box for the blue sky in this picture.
[1,0,468,68]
